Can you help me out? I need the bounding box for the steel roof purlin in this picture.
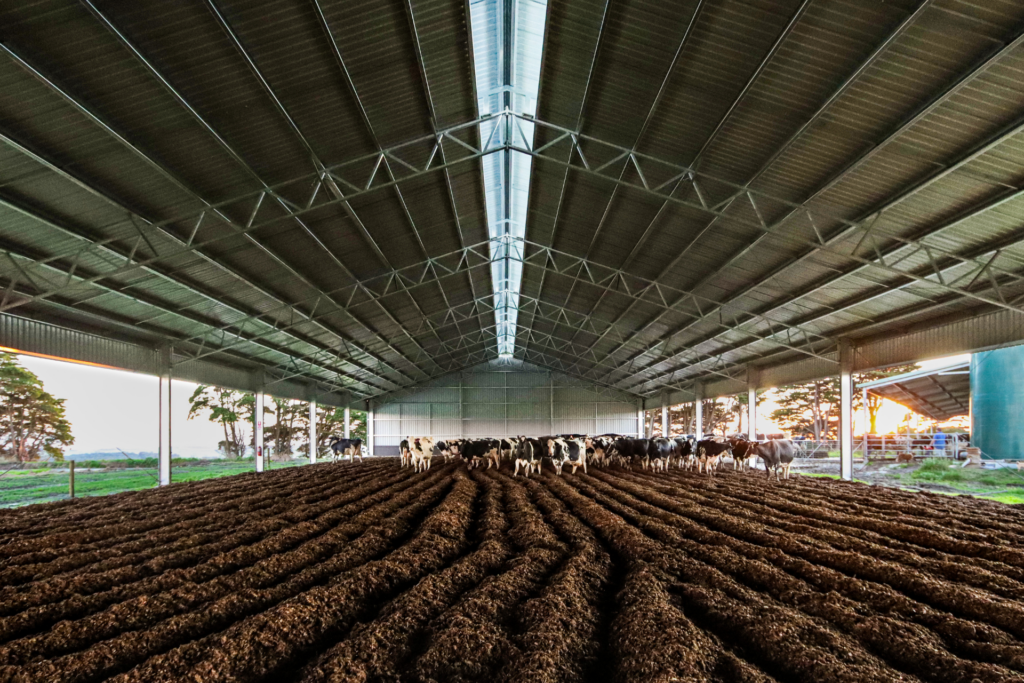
[2,0,1024,402]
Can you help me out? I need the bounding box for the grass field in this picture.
[803,459,1024,505]
[0,459,305,508]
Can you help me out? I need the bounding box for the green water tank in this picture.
[971,345,1024,460]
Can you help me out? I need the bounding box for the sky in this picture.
[16,351,973,457]
[19,354,226,458]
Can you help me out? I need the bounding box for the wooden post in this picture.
[69,461,75,499]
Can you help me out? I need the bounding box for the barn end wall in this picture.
[370,359,640,455]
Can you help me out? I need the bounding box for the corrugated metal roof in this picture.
[1,0,1023,400]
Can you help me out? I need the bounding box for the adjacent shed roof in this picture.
[859,359,971,421]
[1,0,1024,403]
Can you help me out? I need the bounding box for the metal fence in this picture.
[793,434,966,459]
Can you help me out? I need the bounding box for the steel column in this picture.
[254,390,265,473]
[695,383,704,437]
[840,340,855,481]
[309,400,317,464]
[661,401,669,438]
[344,406,351,440]
[636,399,643,438]
[367,401,374,457]
[747,367,758,443]
[158,349,172,486]
[862,386,869,459]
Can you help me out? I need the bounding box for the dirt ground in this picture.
[3,459,1024,682]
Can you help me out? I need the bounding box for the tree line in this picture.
[0,353,74,461]
[653,365,917,439]
[186,385,367,460]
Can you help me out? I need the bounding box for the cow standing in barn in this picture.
[649,438,673,472]
[408,437,435,473]
[513,439,540,476]
[549,437,587,475]
[750,439,799,481]
[728,436,757,471]
[329,437,363,464]
[696,439,731,477]
[399,438,411,468]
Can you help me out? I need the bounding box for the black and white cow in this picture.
[648,438,674,472]
[399,438,411,468]
[695,439,731,477]
[408,436,435,473]
[548,436,587,475]
[674,437,695,469]
[329,437,363,464]
[513,438,540,476]
[750,439,799,481]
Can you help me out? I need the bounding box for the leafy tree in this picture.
[768,379,840,439]
[767,364,919,439]
[857,365,918,433]
[733,390,766,435]
[297,406,368,457]
[187,385,252,457]
[267,398,305,458]
[0,354,74,461]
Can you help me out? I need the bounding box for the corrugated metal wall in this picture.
[371,359,639,455]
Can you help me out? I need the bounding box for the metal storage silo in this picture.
[971,345,1024,460]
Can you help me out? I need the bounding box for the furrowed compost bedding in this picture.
[0,460,1023,682]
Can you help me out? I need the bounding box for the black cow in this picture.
[611,438,650,470]
[648,438,674,472]
[751,439,799,481]
[329,437,363,464]
[728,437,756,471]
[464,439,500,470]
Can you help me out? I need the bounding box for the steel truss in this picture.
[3,88,1023,397]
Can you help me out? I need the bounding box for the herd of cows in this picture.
[388,434,801,481]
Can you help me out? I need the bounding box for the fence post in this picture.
[69,461,75,499]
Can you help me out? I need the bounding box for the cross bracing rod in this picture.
[0,39,427,386]
[622,212,1024,394]
[30,282,371,400]
[536,0,671,350]
[314,0,476,354]
[144,233,839,377]
[0,243,396,397]
[560,1,930,365]
[607,126,1024,392]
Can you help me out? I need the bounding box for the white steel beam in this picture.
[309,400,317,464]
[255,389,265,473]
[839,339,854,481]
